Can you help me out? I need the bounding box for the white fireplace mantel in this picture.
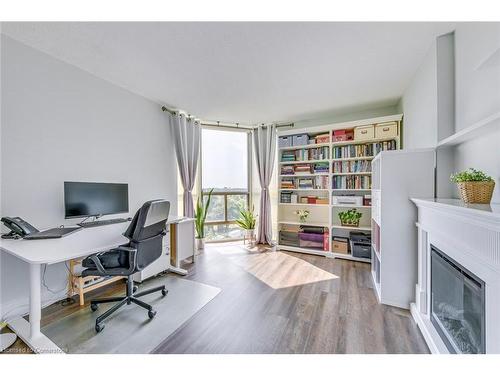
[411,198,500,354]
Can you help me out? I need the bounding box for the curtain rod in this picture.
[161,106,293,130]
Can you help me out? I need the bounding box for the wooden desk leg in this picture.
[78,277,85,306]
[168,223,188,276]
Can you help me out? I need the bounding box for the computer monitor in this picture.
[64,182,129,219]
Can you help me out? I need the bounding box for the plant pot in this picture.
[245,229,255,239]
[195,238,205,251]
[340,221,360,228]
[457,181,495,204]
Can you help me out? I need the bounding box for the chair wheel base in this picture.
[161,288,168,297]
[95,323,105,333]
[90,303,98,312]
[148,310,157,319]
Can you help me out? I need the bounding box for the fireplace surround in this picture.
[411,198,500,354]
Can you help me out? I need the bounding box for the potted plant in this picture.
[295,209,310,223]
[236,205,257,245]
[338,209,362,227]
[450,168,495,204]
[194,189,213,251]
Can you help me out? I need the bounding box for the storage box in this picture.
[278,136,292,148]
[292,134,309,146]
[332,129,354,142]
[375,122,398,138]
[315,133,330,144]
[354,125,375,141]
[331,195,364,206]
[332,236,349,254]
[351,242,371,259]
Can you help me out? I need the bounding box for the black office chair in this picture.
[82,199,170,333]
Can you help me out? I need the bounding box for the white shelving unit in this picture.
[276,114,403,262]
[370,149,435,308]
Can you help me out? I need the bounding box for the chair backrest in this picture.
[124,200,170,271]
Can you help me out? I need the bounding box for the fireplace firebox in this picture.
[430,245,485,354]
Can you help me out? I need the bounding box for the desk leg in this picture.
[29,263,42,339]
[168,224,188,276]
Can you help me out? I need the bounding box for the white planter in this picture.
[195,238,205,251]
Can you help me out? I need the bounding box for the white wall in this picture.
[0,36,177,318]
[399,24,500,203]
[400,43,438,149]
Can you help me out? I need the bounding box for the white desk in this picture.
[0,216,193,353]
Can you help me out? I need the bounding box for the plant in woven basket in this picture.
[450,168,495,204]
[338,209,362,227]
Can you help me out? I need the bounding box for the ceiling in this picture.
[2,22,455,124]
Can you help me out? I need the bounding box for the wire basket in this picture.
[457,181,495,204]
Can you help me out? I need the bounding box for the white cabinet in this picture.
[370,149,435,309]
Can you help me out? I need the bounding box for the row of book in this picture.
[332,140,397,159]
[280,176,329,190]
[332,175,371,190]
[281,146,329,162]
[281,163,331,175]
[332,160,372,173]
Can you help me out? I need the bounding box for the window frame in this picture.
[199,126,253,242]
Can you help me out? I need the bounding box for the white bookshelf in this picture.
[370,149,435,308]
[276,114,403,262]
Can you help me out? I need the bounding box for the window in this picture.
[201,128,250,241]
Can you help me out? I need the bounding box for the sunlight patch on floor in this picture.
[215,245,339,289]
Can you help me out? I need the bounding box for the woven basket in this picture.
[457,181,495,204]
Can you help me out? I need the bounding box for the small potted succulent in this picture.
[236,205,257,245]
[338,209,363,227]
[194,189,214,251]
[295,210,310,223]
[450,168,495,204]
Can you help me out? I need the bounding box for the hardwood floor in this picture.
[1,242,429,354]
[153,243,428,354]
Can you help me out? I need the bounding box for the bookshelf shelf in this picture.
[278,143,331,151]
[279,160,329,165]
[331,172,372,176]
[331,252,371,263]
[277,113,402,262]
[332,204,371,209]
[278,245,329,257]
[279,203,329,207]
[331,136,399,147]
[279,173,329,177]
[279,188,329,191]
[278,220,328,226]
[331,225,372,231]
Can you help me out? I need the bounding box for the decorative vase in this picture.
[195,238,205,252]
[245,229,255,246]
[457,181,495,204]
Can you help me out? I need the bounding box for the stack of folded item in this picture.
[280,165,295,175]
[281,179,295,189]
[279,230,300,247]
[299,226,326,249]
[294,164,312,174]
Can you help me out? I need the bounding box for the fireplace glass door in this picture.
[430,245,485,354]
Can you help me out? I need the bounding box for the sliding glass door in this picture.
[201,127,251,241]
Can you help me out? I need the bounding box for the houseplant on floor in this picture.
[338,208,363,227]
[450,168,495,204]
[236,205,257,246]
[194,188,213,251]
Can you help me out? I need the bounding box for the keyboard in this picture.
[78,218,129,228]
[24,227,83,240]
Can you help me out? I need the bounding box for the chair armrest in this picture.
[116,246,137,273]
[88,254,107,274]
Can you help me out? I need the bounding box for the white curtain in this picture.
[253,124,277,245]
[170,112,201,218]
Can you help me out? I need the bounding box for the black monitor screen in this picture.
[64,182,129,219]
